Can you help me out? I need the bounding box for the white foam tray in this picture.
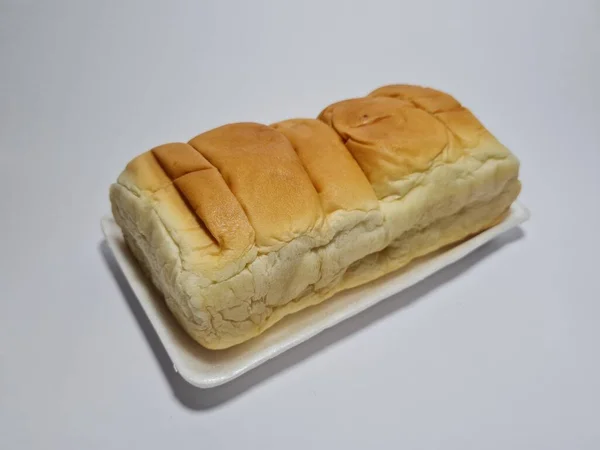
[102,202,530,388]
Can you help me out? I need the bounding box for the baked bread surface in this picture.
[110,84,521,349]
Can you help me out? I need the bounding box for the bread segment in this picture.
[271,118,378,214]
[318,96,452,198]
[189,122,324,251]
[110,84,521,349]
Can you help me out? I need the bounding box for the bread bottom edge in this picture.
[254,178,521,341]
[144,177,520,350]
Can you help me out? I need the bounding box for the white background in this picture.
[1,1,599,448]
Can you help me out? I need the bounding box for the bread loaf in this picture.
[109,84,521,349]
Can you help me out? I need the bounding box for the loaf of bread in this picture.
[110,84,521,349]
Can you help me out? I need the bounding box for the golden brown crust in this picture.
[317,98,370,125]
[150,143,255,257]
[119,150,172,193]
[271,118,378,214]
[152,142,213,178]
[189,123,324,250]
[369,84,461,113]
[318,96,453,198]
[368,84,500,150]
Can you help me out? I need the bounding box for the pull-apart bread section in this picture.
[110,85,521,349]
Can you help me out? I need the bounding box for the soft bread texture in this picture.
[110,84,521,349]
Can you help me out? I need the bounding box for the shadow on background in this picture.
[99,227,524,411]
